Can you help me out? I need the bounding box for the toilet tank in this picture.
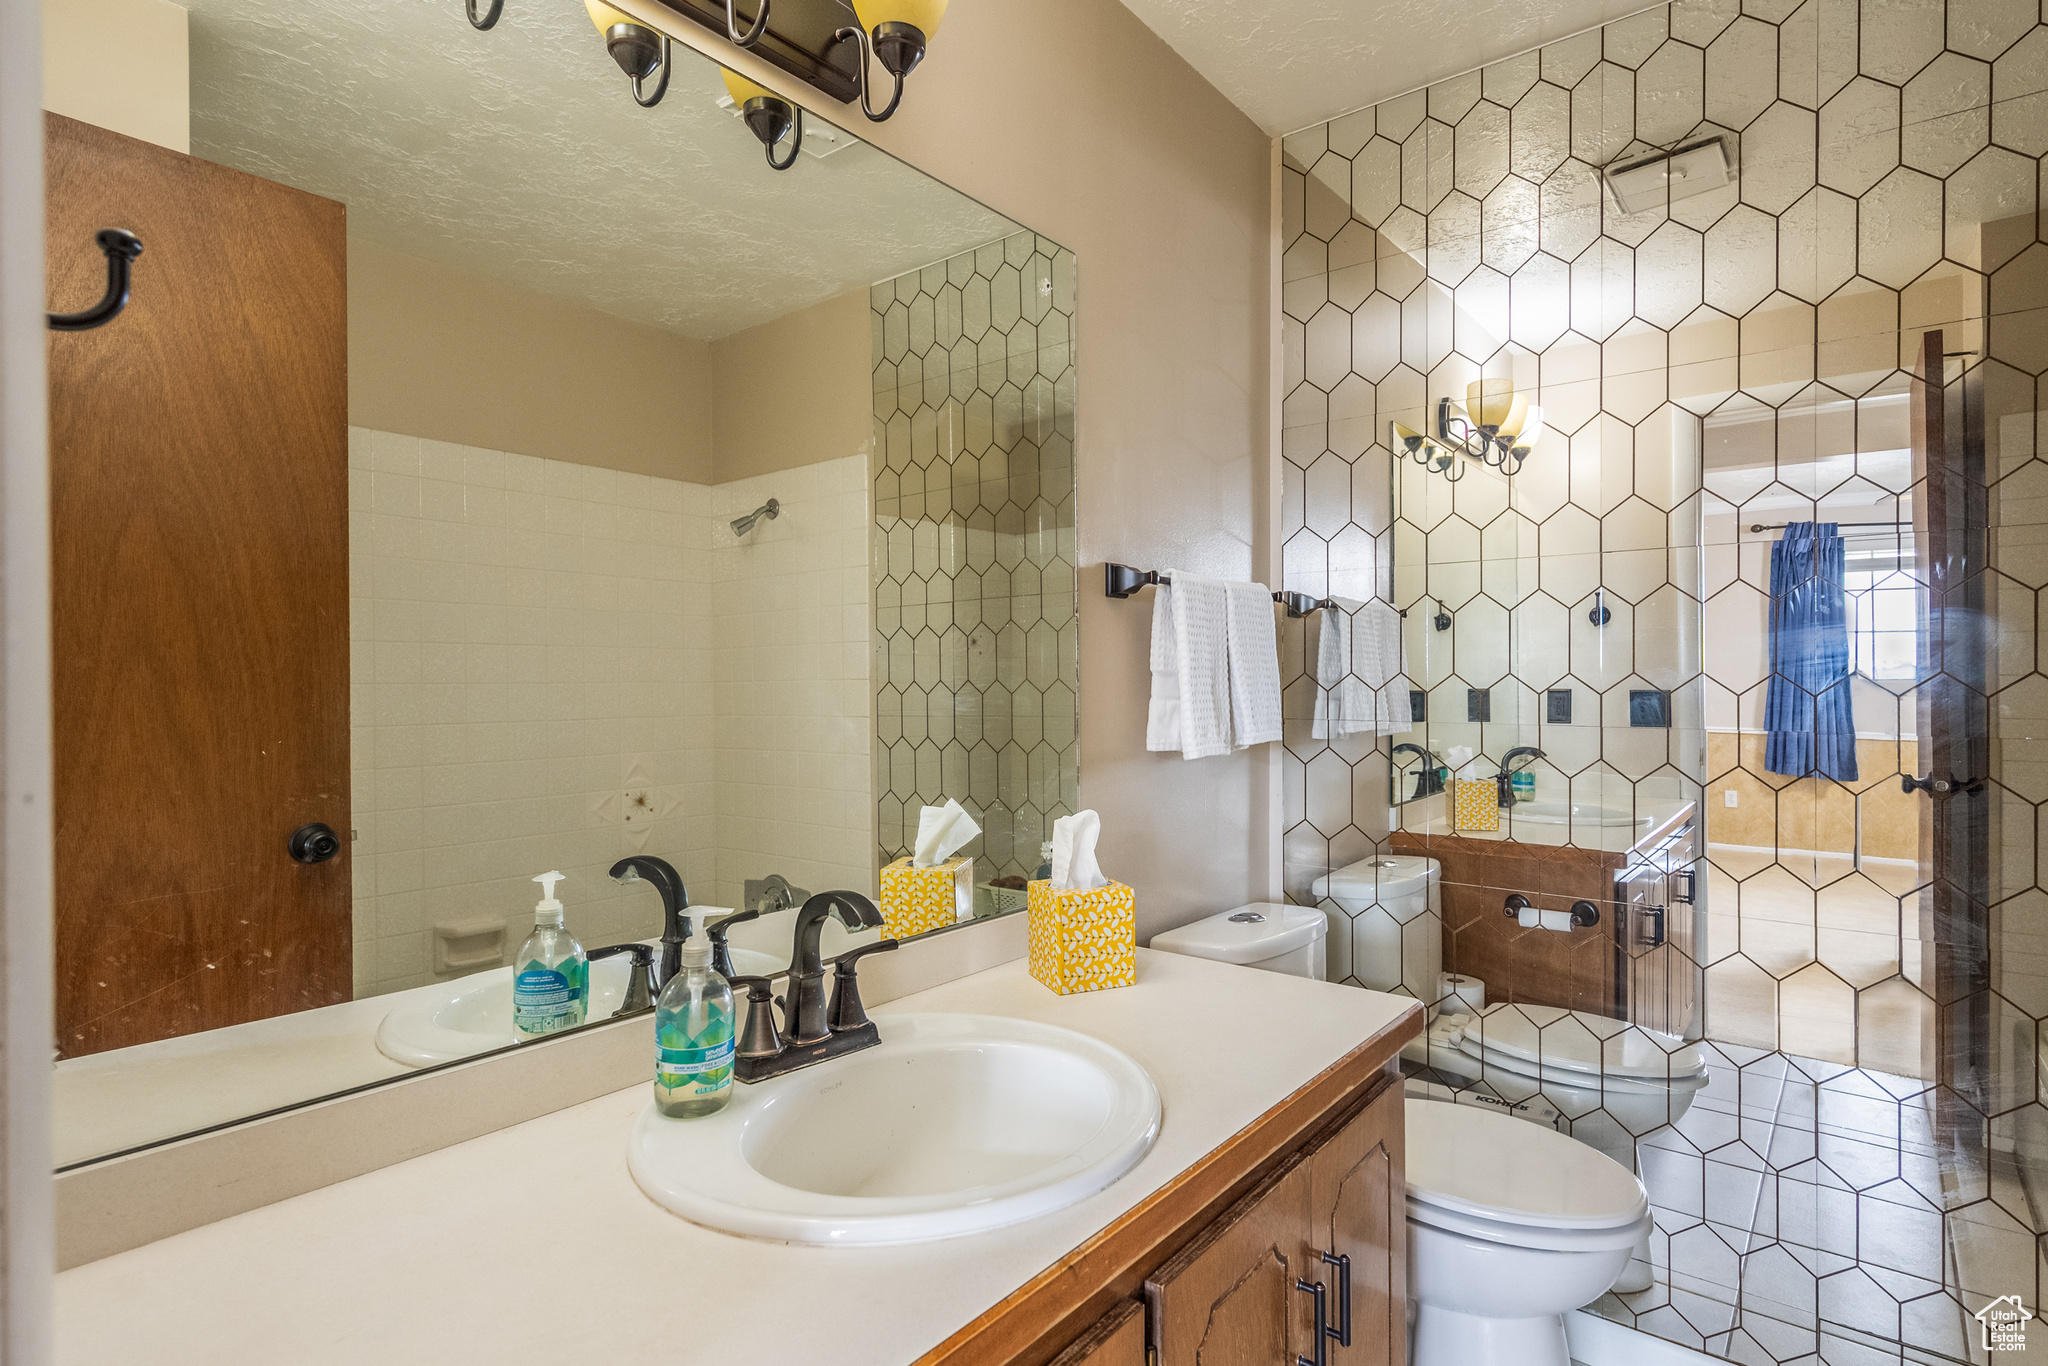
[1148,903,1328,979]
[1310,855,1442,1007]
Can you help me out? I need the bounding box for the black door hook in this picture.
[47,229,143,332]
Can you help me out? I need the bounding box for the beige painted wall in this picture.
[711,287,870,482]
[41,0,188,154]
[348,236,716,486]
[643,0,1277,938]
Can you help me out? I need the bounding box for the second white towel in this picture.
[1313,598,1413,739]
[1145,571,1283,759]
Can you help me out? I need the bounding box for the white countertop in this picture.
[55,949,1418,1366]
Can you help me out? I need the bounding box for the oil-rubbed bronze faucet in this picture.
[1497,746,1544,807]
[732,891,899,1083]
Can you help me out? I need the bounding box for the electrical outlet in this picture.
[1724,789,1739,807]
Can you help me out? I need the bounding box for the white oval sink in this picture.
[1512,800,1643,827]
[629,1013,1161,1245]
[375,945,783,1067]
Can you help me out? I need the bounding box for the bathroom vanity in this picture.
[54,950,1421,1366]
[1392,803,1699,1030]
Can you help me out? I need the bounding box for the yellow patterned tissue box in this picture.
[879,855,974,938]
[1027,879,1138,995]
[1451,779,1501,832]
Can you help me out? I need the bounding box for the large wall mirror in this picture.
[47,0,1078,1169]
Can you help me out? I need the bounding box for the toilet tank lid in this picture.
[1406,1100,1648,1230]
[1309,854,1439,902]
[1148,903,1325,964]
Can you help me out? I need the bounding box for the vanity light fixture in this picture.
[721,70,804,169]
[833,0,946,122]
[587,0,672,107]
[1390,378,1545,483]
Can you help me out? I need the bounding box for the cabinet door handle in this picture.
[1294,1277,1328,1366]
[1320,1251,1351,1347]
[1672,868,1695,904]
[1639,905,1666,949]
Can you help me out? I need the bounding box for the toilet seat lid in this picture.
[1405,1099,1649,1231]
[1457,1003,1706,1081]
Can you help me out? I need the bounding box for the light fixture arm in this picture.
[766,104,803,169]
[631,32,671,107]
[724,0,769,46]
[467,0,502,28]
[833,25,907,122]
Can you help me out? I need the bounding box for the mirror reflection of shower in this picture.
[730,497,779,537]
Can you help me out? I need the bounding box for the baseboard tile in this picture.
[1567,1309,1722,1365]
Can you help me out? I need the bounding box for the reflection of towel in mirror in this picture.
[1224,580,1283,750]
[1313,598,1412,739]
[1146,573,1233,759]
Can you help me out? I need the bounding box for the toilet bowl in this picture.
[1310,855,1440,1009]
[1406,1098,1650,1366]
[1408,1001,1708,1292]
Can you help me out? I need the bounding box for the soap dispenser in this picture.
[654,935,734,1117]
[513,870,589,1039]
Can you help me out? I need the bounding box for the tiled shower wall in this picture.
[870,231,1081,881]
[1278,0,2025,1069]
[1279,0,2048,1357]
[348,429,870,997]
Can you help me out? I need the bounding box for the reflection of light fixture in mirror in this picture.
[731,498,779,537]
[721,70,804,170]
[586,0,671,107]
[833,0,946,122]
[467,0,503,30]
[721,0,769,47]
[1390,379,1545,482]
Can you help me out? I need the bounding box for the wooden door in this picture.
[46,113,350,1057]
[1146,1151,1313,1366]
[1308,1080,1406,1366]
[1046,1300,1147,1366]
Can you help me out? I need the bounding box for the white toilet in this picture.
[1150,897,1668,1358]
[1148,901,1327,977]
[1405,1100,1650,1366]
[1310,855,1440,1006]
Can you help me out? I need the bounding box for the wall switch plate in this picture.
[1468,688,1491,723]
[1628,689,1671,727]
[1546,689,1572,724]
[1725,789,1739,807]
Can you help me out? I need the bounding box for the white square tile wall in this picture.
[348,429,871,997]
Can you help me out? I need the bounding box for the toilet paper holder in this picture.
[1503,893,1600,929]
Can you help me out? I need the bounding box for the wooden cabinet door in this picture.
[1047,1299,1147,1366]
[1146,1150,1313,1366]
[1308,1078,1407,1366]
[46,113,350,1057]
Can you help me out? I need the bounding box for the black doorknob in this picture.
[289,822,342,864]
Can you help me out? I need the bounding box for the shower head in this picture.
[730,497,779,537]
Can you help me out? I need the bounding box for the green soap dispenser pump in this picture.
[513,870,589,1039]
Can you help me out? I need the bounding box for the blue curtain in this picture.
[1764,522,1858,781]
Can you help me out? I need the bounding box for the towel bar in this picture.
[1102,563,1391,619]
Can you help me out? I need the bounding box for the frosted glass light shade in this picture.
[1467,378,1518,428]
[721,68,778,107]
[853,0,947,38]
[585,0,636,32]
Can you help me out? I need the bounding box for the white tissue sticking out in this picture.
[913,799,981,868]
[1445,745,1476,780]
[1051,810,1108,891]
[1540,908,1576,933]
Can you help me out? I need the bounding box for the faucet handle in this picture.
[826,938,898,1032]
[728,975,786,1061]
[587,942,656,1016]
[706,909,759,980]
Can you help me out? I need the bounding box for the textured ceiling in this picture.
[1115,0,1664,134]
[184,0,1016,340]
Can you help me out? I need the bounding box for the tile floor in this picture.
[1582,1042,2046,1365]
